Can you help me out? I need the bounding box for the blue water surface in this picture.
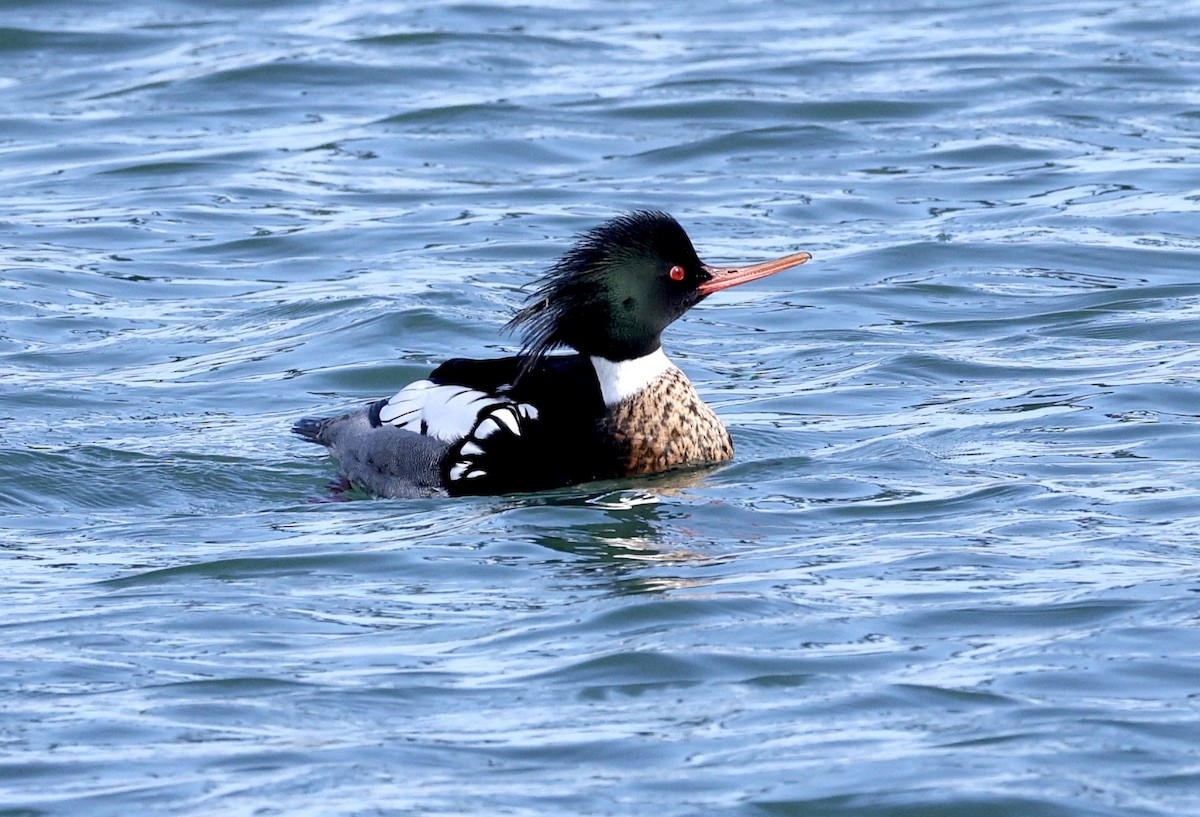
[3,1,1200,815]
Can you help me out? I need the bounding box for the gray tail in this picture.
[292,416,330,445]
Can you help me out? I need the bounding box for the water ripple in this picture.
[4,1,1200,816]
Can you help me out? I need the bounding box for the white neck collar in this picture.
[589,349,675,407]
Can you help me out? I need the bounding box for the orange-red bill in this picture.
[697,251,812,295]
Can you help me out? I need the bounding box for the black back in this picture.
[429,353,614,494]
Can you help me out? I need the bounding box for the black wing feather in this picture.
[429,354,612,495]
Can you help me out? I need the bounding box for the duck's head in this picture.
[507,210,811,367]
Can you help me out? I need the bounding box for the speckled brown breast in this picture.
[600,367,734,476]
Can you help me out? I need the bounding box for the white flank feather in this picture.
[377,380,496,442]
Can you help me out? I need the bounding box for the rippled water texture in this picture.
[3,1,1200,815]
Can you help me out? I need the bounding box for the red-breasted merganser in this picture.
[294,211,811,498]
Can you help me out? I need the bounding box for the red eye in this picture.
[668,265,686,282]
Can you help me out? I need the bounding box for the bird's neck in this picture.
[589,348,675,407]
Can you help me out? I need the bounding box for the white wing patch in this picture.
[376,380,542,464]
[445,401,540,487]
[377,380,497,442]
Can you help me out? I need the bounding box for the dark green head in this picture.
[506,210,812,370]
[507,211,705,365]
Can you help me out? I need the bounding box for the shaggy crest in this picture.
[505,211,702,376]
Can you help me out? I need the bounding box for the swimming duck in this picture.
[294,211,810,497]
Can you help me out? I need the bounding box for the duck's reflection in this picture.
[514,469,734,592]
